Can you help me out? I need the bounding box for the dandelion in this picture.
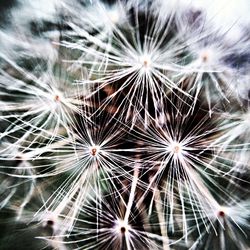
[0,56,87,150]
[53,171,165,250]
[61,1,191,125]
[0,141,35,218]
[131,95,246,235]
[188,175,250,250]
[0,0,250,249]
[17,105,134,233]
[2,182,70,250]
[174,25,245,110]
[212,104,250,150]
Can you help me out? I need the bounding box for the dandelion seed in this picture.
[218,209,226,218]
[62,2,191,125]
[90,145,100,157]
[132,96,246,235]
[213,106,250,150]
[24,107,135,232]
[58,186,165,250]
[0,141,36,216]
[0,56,88,150]
[189,192,250,250]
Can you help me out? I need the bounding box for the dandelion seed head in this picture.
[38,210,69,239]
[217,206,228,218]
[120,226,126,233]
[54,94,60,102]
[167,141,184,158]
[47,91,64,110]
[41,211,59,230]
[46,219,54,226]
[173,142,183,154]
[14,153,26,161]
[136,54,153,77]
[89,145,100,156]
[47,88,71,111]
[197,47,219,67]
[107,7,120,24]
[114,219,131,235]
[140,55,151,69]
[50,88,64,103]
[1,1,250,249]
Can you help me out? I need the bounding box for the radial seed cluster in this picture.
[0,0,250,250]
